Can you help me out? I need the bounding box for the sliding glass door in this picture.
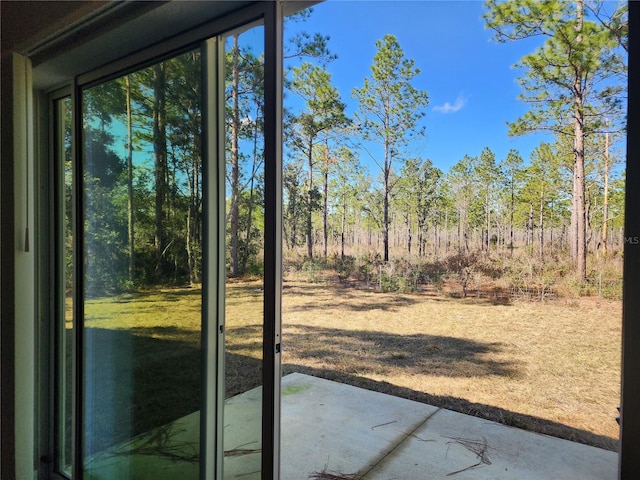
[221,24,266,480]
[80,47,204,479]
[50,4,283,479]
[52,93,74,478]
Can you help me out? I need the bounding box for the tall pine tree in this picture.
[484,0,626,280]
[353,35,429,262]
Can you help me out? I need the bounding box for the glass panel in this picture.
[55,95,73,477]
[82,50,203,479]
[223,24,265,480]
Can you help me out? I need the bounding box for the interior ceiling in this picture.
[1,1,114,54]
[27,1,254,90]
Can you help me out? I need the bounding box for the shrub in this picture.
[332,254,356,284]
[417,261,446,291]
[444,252,479,297]
[356,252,383,287]
[377,258,421,293]
[301,258,324,283]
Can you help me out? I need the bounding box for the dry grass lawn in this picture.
[281,281,621,451]
[81,279,621,453]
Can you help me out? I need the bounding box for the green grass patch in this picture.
[282,384,310,396]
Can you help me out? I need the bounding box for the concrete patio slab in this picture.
[84,372,618,479]
[224,383,262,479]
[281,372,440,479]
[280,373,618,480]
[83,412,200,480]
[360,405,616,479]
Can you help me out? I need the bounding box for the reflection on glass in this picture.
[56,96,73,477]
[82,50,202,479]
[224,25,265,480]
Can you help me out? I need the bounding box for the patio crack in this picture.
[356,408,442,479]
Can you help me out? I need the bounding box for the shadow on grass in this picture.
[105,286,201,304]
[281,365,619,452]
[83,328,201,456]
[284,287,419,312]
[284,323,521,378]
[285,281,515,308]
[82,327,262,457]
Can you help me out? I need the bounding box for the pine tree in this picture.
[475,147,500,252]
[484,0,626,279]
[500,149,525,255]
[448,155,478,253]
[290,63,348,259]
[353,34,429,262]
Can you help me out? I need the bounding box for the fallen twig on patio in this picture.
[409,433,435,442]
[224,441,261,457]
[370,420,397,430]
[308,471,358,480]
[445,436,491,464]
[444,436,491,476]
[446,461,483,476]
[108,423,199,463]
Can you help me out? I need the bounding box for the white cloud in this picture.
[433,95,467,114]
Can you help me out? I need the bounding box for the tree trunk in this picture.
[323,168,329,258]
[341,193,346,259]
[444,210,449,256]
[528,202,534,247]
[230,34,241,276]
[509,181,515,256]
[433,224,438,257]
[383,163,390,262]
[153,63,167,276]
[407,214,413,255]
[306,136,314,259]
[573,0,587,280]
[485,192,490,252]
[539,189,545,261]
[550,200,555,255]
[571,173,578,261]
[125,75,135,284]
[457,209,462,252]
[242,105,260,275]
[602,128,610,257]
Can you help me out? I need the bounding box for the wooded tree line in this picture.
[284,0,627,283]
[80,16,332,294]
[78,1,627,296]
[82,50,204,295]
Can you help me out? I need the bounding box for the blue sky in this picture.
[285,0,555,174]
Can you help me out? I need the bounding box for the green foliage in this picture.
[77,4,626,293]
[289,59,348,259]
[284,8,336,64]
[608,172,626,229]
[301,257,325,283]
[355,252,383,287]
[80,48,210,294]
[378,259,421,293]
[291,63,348,140]
[226,32,265,276]
[448,155,479,247]
[484,0,626,126]
[331,254,356,284]
[395,158,442,256]
[353,35,429,145]
[83,123,128,296]
[283,160,306,249]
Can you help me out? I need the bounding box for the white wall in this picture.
[13,52,36,480]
